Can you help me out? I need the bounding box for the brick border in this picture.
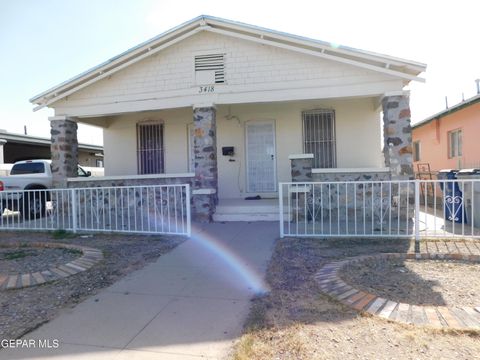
[0,242,103,290]
[316,253,480,330]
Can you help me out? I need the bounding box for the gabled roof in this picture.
[412,93,480,129]
[30,15,427,111]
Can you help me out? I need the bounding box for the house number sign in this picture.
[198,86,215,93]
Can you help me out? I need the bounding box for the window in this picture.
[413,141,421,161]
[302,110,336,168]
[448,129,462,158]
[95,159,104,168]
[194,53,225,84]
[10,162,45,175]
[137,122,164,174]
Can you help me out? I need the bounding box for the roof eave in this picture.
[30,15,207,105]
[31,15,426,109]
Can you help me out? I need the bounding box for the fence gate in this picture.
[279,180,480,240]
[0,184,191,236]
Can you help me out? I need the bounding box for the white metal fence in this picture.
[0,184,191,236]
[279,179,480,239]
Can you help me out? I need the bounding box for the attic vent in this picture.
[194,53,225,84]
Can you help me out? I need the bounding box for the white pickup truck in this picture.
[0,160,91,219]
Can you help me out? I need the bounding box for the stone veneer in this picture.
[311,170,391,183]
[382,95,414,180]
[193,107,218,222]
[51,118,79,188]
[290,155,313,182]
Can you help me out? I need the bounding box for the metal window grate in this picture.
[137,122,164,174]
[302,110,336,168]
[194,54,225,83]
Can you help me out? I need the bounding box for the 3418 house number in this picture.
[198,86,215,93]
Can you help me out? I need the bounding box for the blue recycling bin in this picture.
[437,169,464,223]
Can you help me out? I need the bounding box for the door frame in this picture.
[245,119,277,193]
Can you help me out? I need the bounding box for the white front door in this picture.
[246,120,277,193]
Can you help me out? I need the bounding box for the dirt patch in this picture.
[340,258,480,307]
[233,238,480,360]
[0,231,184,340]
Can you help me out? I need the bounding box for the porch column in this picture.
[192,105,218,222]
[382,95,414,180]
[50,116,79,188]
[289,154,313,182]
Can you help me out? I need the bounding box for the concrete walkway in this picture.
[1,222,278,360]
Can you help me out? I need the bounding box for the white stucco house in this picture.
[30,15,426,221]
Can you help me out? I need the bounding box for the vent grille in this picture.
[194,54,225,84]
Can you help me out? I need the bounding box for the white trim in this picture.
[204,16,426,71]
[288,185,311,193]
[192,188,216,195]
[31,15,425,110]
[34,27,204,111]
[187,123,195,173]
[49,115,75,122]
[288,154,314,160]
[54,79,402,118]
[312,167,390,173]
[193,102,216,109]
[67,173,194,182]
[205,27,425,83]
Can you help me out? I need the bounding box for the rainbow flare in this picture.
[190,224,269,295]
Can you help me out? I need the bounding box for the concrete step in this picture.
[215,204,280,214]
[213,199,292,222]
[213,212,280,222]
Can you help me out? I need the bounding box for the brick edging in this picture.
[315,253,480,330]
[0,242,103,290]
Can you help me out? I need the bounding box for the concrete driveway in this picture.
[0,222,278,360]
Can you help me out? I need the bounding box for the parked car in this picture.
[0,160,91,219]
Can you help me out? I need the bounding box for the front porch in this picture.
[48,94,413,223]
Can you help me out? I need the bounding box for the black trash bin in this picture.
[437,169,464,223]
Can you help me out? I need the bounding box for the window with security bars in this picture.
[194,53,225,84]
[302,110,337,168]
[137,122,164,174]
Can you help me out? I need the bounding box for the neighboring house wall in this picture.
[103,98,382,199]
[413,102,480,171]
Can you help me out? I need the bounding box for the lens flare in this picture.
[190,224,269,295]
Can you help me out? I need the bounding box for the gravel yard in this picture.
[0,246,81,275]
[0,231,184,341]
[233,238,480,360]
[340,258,480,307]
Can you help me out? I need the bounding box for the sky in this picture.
[0,0,478,146]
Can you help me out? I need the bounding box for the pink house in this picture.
[412,93,480,174]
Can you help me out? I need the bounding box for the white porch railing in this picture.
[0,184,191,236]
[279,180,480,239]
